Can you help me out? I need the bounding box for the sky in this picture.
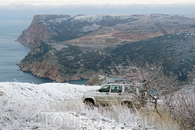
[1,0,195,4]
[1,0,195,21]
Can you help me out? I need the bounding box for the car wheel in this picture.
[84,99,94,108]
[121,101,133,108]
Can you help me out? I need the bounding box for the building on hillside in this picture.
[110,69,116,75]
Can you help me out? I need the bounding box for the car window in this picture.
[124,85,136,93]
[139,85,145,93]
[100,85,110,92]
[111,85,122,93]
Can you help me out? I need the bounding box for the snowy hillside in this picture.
[1,82,191,129]
[0,82,141,130]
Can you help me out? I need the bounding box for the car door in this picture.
[96,85,111,104]
[109,85,123,104]
[124,85,139,102]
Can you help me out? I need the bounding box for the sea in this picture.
[0,19,88,85]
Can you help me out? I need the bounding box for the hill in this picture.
[16,14,195,82]
[111,31,195,81]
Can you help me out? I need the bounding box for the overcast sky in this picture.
[1,0,195,4]
[1,0,195,21]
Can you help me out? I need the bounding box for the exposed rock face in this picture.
[17,38,61,81]
[17,38,101,82]
[15,15,51,46]
[16,14,195,47]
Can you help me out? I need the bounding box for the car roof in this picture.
[104,84,135,86]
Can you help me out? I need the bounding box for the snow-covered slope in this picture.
[0,82,99,103]
[0,82,140,130]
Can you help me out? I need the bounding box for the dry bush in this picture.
[43,97,194,129]
[46,99,141,129]
[85,73,106,86]
[55,98,182,129]
[121,62,178,95]
[50,99,136,124]
[120,62,179,114]
[135,103,180,130]
[164,86,195,129]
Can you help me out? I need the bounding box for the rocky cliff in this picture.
[16,14,195,82]
[17,38,108,82]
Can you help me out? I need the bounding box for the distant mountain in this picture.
[16,14,195,47]
[16,14,195,82]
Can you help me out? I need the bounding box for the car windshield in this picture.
[100,85,110,92]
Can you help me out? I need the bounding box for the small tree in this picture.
[120,61,178,114]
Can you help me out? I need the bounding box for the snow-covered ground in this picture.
[0,82,141,130]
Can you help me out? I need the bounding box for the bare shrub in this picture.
[63,99,181,130]
[136,103,180,130]
[85,73,107,86]
[120,62,178,113]
[47,98,141,129]
[164,86,195,129]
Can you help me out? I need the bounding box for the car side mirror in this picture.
[99,89,102,92]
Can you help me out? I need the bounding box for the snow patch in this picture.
[83,23,101,32]
[55,17,71,24]
[72,15,133,23]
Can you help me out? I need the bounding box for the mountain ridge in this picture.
[16,14,195,82]
[16,14,195,47]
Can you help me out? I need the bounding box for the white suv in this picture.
[83,83,147,108]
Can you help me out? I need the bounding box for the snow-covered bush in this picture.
[164,85,195,129]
